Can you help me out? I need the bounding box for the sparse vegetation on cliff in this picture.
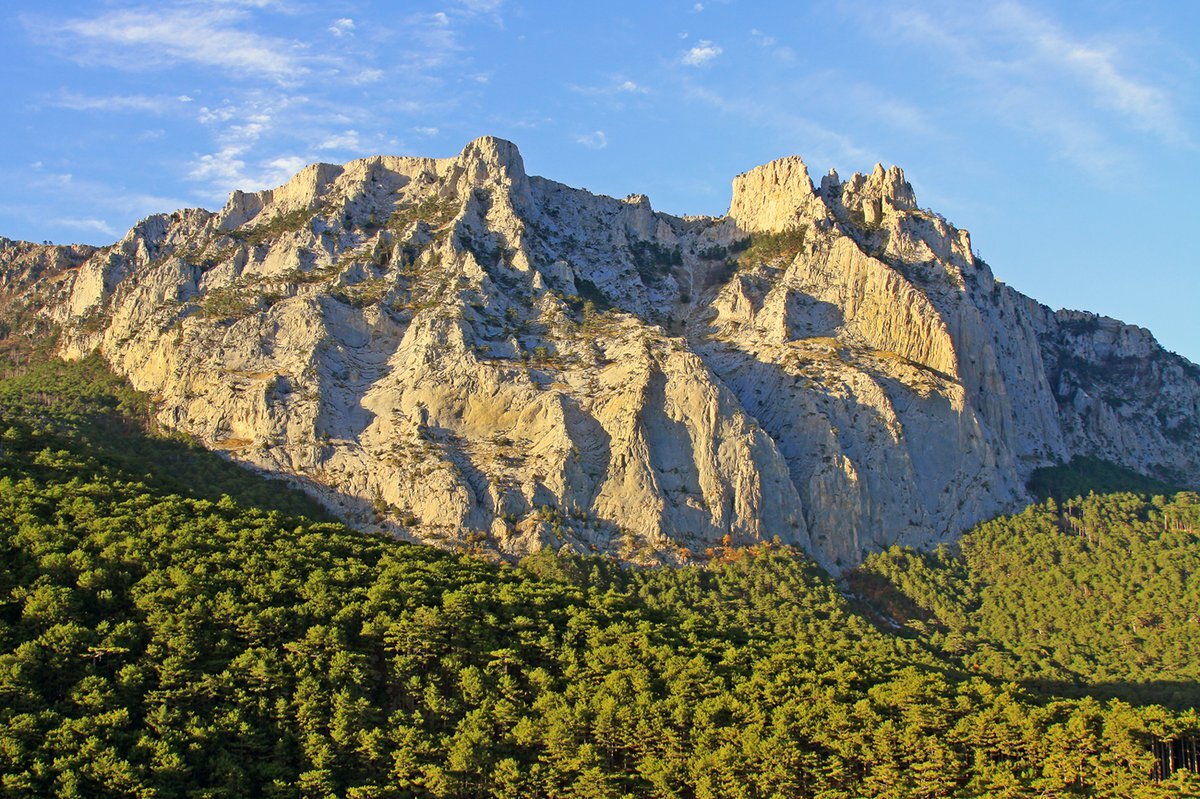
[229,205,322,246]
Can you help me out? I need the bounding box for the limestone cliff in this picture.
[3,137,1197,569]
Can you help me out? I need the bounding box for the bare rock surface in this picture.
[4,136,1198,569]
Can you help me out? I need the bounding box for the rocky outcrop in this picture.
[5,137,1198,570]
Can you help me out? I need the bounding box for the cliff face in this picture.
[5,136,1198,569]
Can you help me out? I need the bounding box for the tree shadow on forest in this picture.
[0,370,335,523]
[1020,678,1200,712]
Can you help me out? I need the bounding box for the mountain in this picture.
[2,136,1197,570]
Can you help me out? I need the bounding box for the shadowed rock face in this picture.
[5,136,1198,569]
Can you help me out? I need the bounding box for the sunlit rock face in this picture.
[7,136,1198,570]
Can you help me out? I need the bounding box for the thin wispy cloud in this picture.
[47,92,192,114]
[329,18,355,38]
[25,164,192,240]
[351,68,385,85]
[990,2,1184,143]
[51,6,310,82]
[208,0,298,9]
[458,0,504,17]
[684,83,878,169]
[184,85,410,200]
[396,11,465,73]
[682,40,722,67]
[575,130,608,149]
[568,78,650,96]
[54,217,119,237]
[188,145,307,195]
[317,130,362,151]
[748,27,797,63]
[879,0,1189,171]
[187,91,312,197]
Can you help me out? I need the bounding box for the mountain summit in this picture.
[4,136,1197,569]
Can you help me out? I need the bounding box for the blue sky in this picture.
[2,0,1197,361]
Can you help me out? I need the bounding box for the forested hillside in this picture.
[0,359,1197,797]
[852,491,1200,707]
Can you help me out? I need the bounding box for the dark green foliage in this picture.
[573,277,612,311]
[728,236,752,254]
[629,239,682,287]
[0,358,1197,796]
[702,257,739,290]
[737,226,807,267]
[387,196,460,232]
[331,277,391,309]
[854,492,1200,708]
[0,356,329,520]
[229,206,319,246]
[198,285,261,321]
[1029,456,1177,501]
[458,232,505,268]
[697,230,806,293]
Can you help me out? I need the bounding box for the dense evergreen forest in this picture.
[0,358,1197,797]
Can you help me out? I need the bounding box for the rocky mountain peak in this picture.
[728,154,919,233]
[448,135,532,215]
[728,155,824,232]
[454,135,527,182]
[3,136,1198,571]
[814,162,917,227]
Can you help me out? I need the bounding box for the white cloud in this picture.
[459,0,503,13]
[31,170,74,188]
[575,130,608,149]
[48,92,179,113]
[352,68,384,84]
[329,18,354,37]
[568,78,649,96]
[749,28,794,62]
[432,12,450,26]
[188,145,306,192]
[189,145,251,185]
[187,91,316,196]
[54,7,309,82]
[750,28,776,47]
[880,0,1187,170]
[54,217,119,237]
[992,2,1183,142]
[317,130,361,151]
[684,83,877,168]
[413,126,440,136]
[682,40,722,67]
[692,3,704,12]
[208,0,298,8]
[263,155,308,180]
[198,104,239,124]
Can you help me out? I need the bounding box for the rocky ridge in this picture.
[4,136,1197,569]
